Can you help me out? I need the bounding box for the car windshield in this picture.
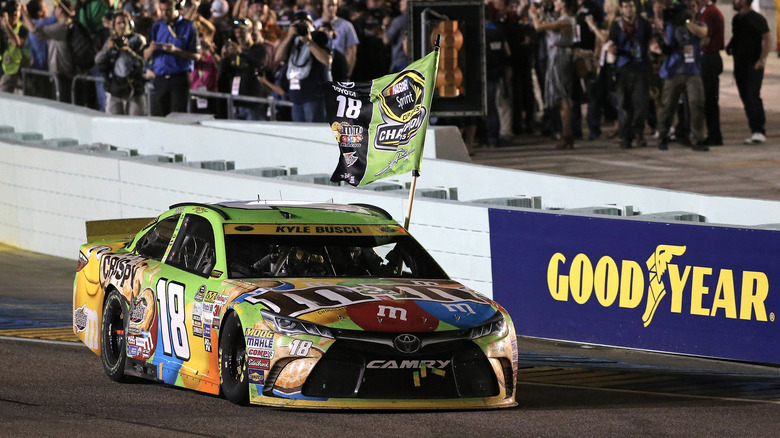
[224,234,448,279]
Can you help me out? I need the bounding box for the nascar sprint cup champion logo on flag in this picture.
[325,48,439,187]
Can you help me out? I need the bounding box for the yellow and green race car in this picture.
[73,201,518,409]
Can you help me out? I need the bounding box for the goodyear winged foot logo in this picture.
[643,245,687,326]
[547,245,772,327]
[374,70,427,151]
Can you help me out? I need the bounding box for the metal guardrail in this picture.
[71,73,105,106]
[20,68,62,102]
[187,89,292,121]
[18,68,292,121]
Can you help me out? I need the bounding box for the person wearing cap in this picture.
[275,9,332,122]
[313,0,357,78]
[143,0,201,116]
[218,19,269,120]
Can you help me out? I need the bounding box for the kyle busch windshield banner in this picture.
[324,50,439,187]
[489,209,780,364]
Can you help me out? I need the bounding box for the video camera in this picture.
[662,1,690,27]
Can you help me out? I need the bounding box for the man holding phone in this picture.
[144,0,201,116]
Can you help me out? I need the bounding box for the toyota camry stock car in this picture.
[73,201,518,409]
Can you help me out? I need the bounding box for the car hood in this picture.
[236,278,498,332]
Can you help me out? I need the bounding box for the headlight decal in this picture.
[470,312,508,339]
[261,310,334,338]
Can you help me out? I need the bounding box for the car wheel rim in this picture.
[228,340,246,383]
[105,299,124,364]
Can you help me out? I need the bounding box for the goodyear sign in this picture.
[489,209,780,364]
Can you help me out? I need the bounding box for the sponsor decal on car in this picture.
[248,369,265,385]
[366,360,451,369]
[74,304,88,332]
[247,348,274,359]
[194,286,205,302]
[248,357,271,369]
[202,304,214,325]
[224,224,407,236]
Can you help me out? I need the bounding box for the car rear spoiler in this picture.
[85,217,156,243]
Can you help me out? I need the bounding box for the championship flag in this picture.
[324,47,440,188]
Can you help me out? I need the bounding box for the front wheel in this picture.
[219,312,249,405]
[101,290,128,382]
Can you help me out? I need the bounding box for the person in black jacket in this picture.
[95,10,148,115]
[218,19,268,120]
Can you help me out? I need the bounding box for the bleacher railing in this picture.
[19,67,292,121]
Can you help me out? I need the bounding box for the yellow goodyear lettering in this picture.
[570,254,593,305]
[547,253,568,301]
[546,246,772,326]
[594,256,619,307]
[741,271,769,321]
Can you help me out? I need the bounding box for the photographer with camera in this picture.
[274,10,332,123]
[217,19,270,120]
[654,0,708,151]
[0,0,30,94]
[95,10,147,115]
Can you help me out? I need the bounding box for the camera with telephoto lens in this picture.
[0,0,18,14]
[295,20,311,36]
[113,36,127,48]
[662,1,690,27]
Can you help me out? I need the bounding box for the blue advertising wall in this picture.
[489,209,780,364]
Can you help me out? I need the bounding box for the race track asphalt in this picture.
[2,244,780,437]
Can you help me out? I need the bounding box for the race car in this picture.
[73,201,518,409]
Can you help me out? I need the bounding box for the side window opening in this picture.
[134,215,180,261]
[167,214,217,277]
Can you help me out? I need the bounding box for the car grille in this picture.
[300,339,499,399]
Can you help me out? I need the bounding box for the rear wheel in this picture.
[101,290,128,382]
[219,312,249,405]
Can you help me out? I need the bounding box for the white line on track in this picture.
[572,156,677,171]
[0,335,80,346]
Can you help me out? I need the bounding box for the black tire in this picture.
[219,312,249,405]
[101,289,128,382]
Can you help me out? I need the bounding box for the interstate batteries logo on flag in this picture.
[324,50,439,187]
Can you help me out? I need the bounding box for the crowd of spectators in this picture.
[0,0,772,151]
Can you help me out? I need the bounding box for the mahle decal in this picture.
[547,245,771,326]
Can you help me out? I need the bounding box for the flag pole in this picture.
[403,34,441,230]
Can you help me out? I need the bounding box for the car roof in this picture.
[168,201,396,225]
